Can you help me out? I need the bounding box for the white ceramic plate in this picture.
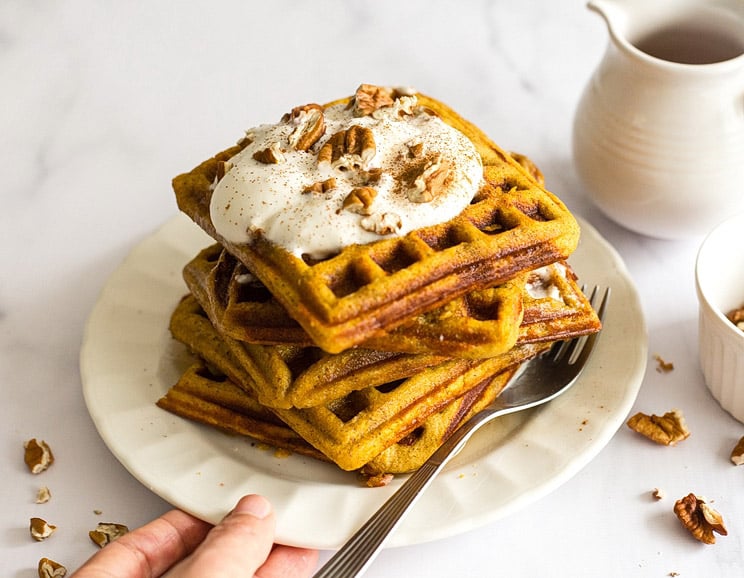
[80,214,647,550]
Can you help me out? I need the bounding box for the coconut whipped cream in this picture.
[209,87,483,259]
[526,263,567,302]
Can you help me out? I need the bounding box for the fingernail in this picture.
[234,494,272,519]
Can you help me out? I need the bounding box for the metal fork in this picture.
[313,286,610,578]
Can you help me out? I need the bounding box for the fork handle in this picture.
[313,408,498,578]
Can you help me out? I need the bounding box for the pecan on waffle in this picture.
[172,89,580,354]
[189,243,526,359]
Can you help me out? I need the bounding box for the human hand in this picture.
[71,494,318,578]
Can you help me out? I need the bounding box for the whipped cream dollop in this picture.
[210,88,483,259]
[526,263,567,302]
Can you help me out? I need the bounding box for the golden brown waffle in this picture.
[519,262,602,343]
[189,243,526,359]
[166,299,547,471]
[156,361,328,463]
[183,244,600,356]
[361,364,520,475]
[176,257,599,410]
[173,91,580,353]
[175,285,448,410]
[157,360,522,476]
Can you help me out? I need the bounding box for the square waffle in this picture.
[173,91,581,353]
[175,252,599,410]
[164,298,546,472]
[157,360,523,476]
[189,243,526,359]
[185,243,600,359]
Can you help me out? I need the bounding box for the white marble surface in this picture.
[3,1,744,576]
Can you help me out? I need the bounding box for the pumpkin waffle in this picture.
[157,360,523,476]
[177,272,449,410]
[156,361,328,463]
[189,243,526,359]
[177,254,599,410]
[183,243,599,357]
[173,90,581,353]
[164,299,547,472]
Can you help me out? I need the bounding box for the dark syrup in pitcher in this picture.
[635,23,744,64]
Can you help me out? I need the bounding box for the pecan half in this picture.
[673,493,727,544]
[342,186,377,215]
[285,103,325,151]
[302,177,336,195]
[252,142,285,164]
[626,409,690,446]
[318,125,376,171]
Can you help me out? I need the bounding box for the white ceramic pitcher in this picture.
[573,0,744,239]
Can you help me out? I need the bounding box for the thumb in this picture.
[165,494,275,578]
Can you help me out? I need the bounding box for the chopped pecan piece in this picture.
[359,167,383,185]
[285,103,326,151]
[302,177,337,195]
[237,131,255,147]
[30,517,57,541]
[342,187,377,215]
[252,142,285,164]
[727,304,744,331]
[408,155,452,203]
[24,439,54,474]
[38,558,67,578]
[89,522,130,548]
[215,160,233,181]
[626,409,690,446]
[730,436,744,465]
[654,354,674,373]
[318,125,376,171]
[673,493,727,544]
[407,141,424,158]
[36,486,51,504]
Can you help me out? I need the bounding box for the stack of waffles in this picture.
[159,85,601,484]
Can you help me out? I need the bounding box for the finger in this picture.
[166,494,276,578]
[256,544,319,578]
[72,509,212,578]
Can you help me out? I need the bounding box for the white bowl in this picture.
[695,213,744,423]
